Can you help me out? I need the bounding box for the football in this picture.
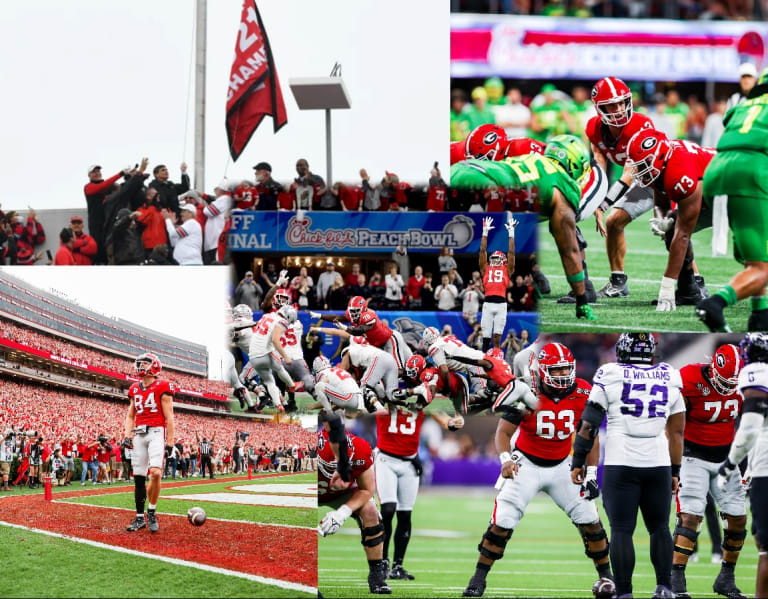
[187,507,207,526]
[592,577,616,599]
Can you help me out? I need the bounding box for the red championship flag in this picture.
[226,1,287,161]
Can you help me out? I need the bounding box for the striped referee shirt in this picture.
[199,441,212,457]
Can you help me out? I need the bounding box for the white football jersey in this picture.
[248,313,288,358]
[348,339,386,369]
[428,335,484,374]
[232,322,253,355]
[320,366,362,396]
[590,362,685,467]
[738,363,768,477]
[282,320,304,361]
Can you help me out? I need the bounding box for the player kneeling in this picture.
[463,343,612,597]
[318,426,391,594]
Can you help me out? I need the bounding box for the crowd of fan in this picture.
[452,77,736,152]
[1,322,230,397]
[453,0,759,19]
[0,381,315,478]
[235,255,545,315]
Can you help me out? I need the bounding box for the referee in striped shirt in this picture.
[196,432,215,479]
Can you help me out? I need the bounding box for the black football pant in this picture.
[201,456,214,478]
[602,465,673,596]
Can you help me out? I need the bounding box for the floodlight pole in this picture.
[325,109,332,185]
[194,0,206,192]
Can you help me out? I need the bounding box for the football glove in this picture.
[276,269,289,287]
[580,466,599,500]
[482,217,494,237]
[334,321,348,331]
[318,504,352,537]
[716,458,736,492]
[649,216,674,237]
[411,454,423,477]
[505,218,518,236]
[656,277,677,312]
[309,311,322,319]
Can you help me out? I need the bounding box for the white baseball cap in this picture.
[739,62,757,78]
[87,164,101,175]
[180,203,197,213]
[215,178,231,192]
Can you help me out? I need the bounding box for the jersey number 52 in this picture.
[620,383,668,418]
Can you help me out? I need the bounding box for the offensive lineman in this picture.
[479,216,517,352]
[672,344,747,599]
[124,353,175,533]
[571,333,685,599]
[717,334,768,599]
[463,342,612,597]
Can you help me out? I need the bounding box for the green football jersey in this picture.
[450,154,581,218]
[717,93,768,153]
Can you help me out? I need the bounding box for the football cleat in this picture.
[675,278,707,306]
[234,387,247,410]
[597,273,629,298]
[126,516,146,532]
[368,561,392,595]
[695,274,710,297]
[462,577,487,597]
[592,577,616,599]
[652,584,675,599]
[388,564,415,580]
[576,304,597,321]
[747,308,768,332]
[670,568,690,598]
[696,297,732,333]
[713,568,747,598]
[147,511,159,533]
[557,279,597,304]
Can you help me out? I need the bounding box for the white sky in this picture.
[0,0,448,211]
[5,266,229,380]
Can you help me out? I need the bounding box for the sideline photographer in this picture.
[0,428,17,491]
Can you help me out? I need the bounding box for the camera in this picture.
[98,434,108,445]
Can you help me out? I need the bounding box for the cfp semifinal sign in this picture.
[229,212,502,253]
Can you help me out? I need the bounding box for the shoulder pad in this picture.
[659,363,683,388]
[593,362,622,387]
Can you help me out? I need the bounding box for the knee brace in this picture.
[478,524,513,561]
[577,522,610,560]
[673,523,699,556]
[361,521,385,547]
[722,523,747,553]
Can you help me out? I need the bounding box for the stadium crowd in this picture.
[1,322,230,397]
[234,256,543,315]
[452,0,760,19]
[0,380,315,488]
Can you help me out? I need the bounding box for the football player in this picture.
[317,426,391,595]
[227,304,257,411]
[403,353,472,415]
[340,336,399,408]
[245,305,298,412]
[310,355,368,414]
[451,135,597,320]
[672,344,747,599]
[717,334,768,599]
[260,268,291,313]
[625,128,715,311]
[279,308,314,412]
[571,333,685,599]
[450,123,509,165]
[313,297,411,372]
[700,68,768,333]
[478,216,517,352]
[124,353,175,533]
[463,342,612,598]
[453,347,534,414]
[586,76,655,298]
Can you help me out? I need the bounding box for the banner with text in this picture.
[229,211,537,254]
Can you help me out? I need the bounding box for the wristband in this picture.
[566,271,585,284]
[585,465,598,480]
[499,452,512,465]
[660,277,676,294]
[671,464,681,479]
[337,504,353,520]
[604,180,630,208]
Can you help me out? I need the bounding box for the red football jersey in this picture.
[317,428,374,503]
[485,356,514,388]
[358,308,392,347]
[483,264,510,299]
[515,378,591,462]
[484,188,504,212]
[653,140,716,204]
[128,379,174,428]
[680,363,742,447]
[427,186,447,211]
[450,141,466,165]
[232,183,257,210]
[585,113,654,166]
[376,407,425,457]
[501,137,546,159]
[420,367,464,398]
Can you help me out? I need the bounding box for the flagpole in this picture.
[194,0,207,192]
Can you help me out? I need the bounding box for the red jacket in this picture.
[54,244,76,265]
[72,232,98,265]
[136,205,167,250]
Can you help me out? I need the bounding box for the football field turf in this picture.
[319,487,759,598]
[538,218,751,333]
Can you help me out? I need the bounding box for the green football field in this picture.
[318,487,759,598]
[538,217,751,333]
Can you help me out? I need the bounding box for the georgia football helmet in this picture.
[740,333,768,365]
[625,128,670,188]
[486,348,505,361]
[591,77,633,127]
[710,344,741,395]
[422,326,440,348]
[272,288,291,309]
[232,304,253,321]
[405,355,427,379]
[346,296,366,323]
[615,333,656,365]
[465,124,508,161]
[134,352,162,376]
[537,343,575,390]
[544,135,591,183]
[313,355,332,379]
[277,304,297,325]
[489,251,506,267]
[350,335,368,345]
